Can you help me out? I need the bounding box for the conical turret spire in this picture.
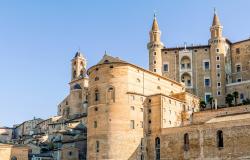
[212,8,221,26]
[151,13,159,31]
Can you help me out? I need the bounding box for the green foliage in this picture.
[225,94,234,107]
[232,91,239,106]
[199,100,206,110]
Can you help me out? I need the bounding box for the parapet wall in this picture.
[192,105,250,124]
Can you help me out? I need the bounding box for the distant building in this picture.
[148,11,250,106]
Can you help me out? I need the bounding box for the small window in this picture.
[181,63,185,69]
[205,48,208,51]
[204,61,210,70]
[236,64,241,72]
[96,141,100,153]
[217,73,221,78]
[217,82,221,87]
[217,64,220,69]
[148,120,151,124]
[194,49,197,52]
[140,108,143,112]
[216,56,220,61]
[163,64,169,72]
[95,90,100,101]
[148,109,151,113]
[110,65,114,68]
[205,78,210,86]
[130,120,135,129]
[154,61,156,64]
[184,133,189,151]
[217,130,224,148]
[216,49,220,53]
[95,107,98,111]
[240,93,244,99]
[94,121,97,128]
[236,48,240,54]
[155,137,160,160]
[217,91,221,96]
[130,106,135,110]
[187,63,191,69]
[68,151,72,156]
[237,78,242,82]
[154,69,156,72]
[154,52,156,55]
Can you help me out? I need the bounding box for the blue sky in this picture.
[0,0,249,127]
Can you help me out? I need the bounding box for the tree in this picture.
[208,97,213,110]
[232,91,239,106]
[225,94,234,107]
[199,100,206,110]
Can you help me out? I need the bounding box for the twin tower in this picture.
[147,11,225,75]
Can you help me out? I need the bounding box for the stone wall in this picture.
[146,117,250,159]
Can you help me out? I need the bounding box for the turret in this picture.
[71,50,87,81]
[209,9,228,106]
[147,14,164,75]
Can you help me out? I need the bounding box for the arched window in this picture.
[11,156,17,160]
[80,70,84,76]
[107,87,115,103]
[184,133,189,151]
[73,84,82,90]
[96,140,100,153]
[73,70,76,78]
[95,90,100,101]
[155,137,160,160]
[217,130,224,148]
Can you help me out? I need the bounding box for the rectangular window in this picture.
[240,93,244,99]
[205,78,210,87]
[217,64,220,69]
[217,82,221,87]
[216,56,220,61]
[216,49,220,53]
[163,64,169,72]
[130,120,135,129]
[181,63,185,69]
[236,48,240,54]
[217,73,221,78]
[236,64,241,72]
[187,63,191,69]
[205,93,211,103]
[94,121,97,128]
[204,61,210,70]
[96,141,100,153]
[130,106,135,110]
[217,91,221,96]
[187,80,191,86]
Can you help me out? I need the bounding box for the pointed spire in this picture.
[212,8,221,26]
[151,13,159,31]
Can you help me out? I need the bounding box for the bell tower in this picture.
[147,14,164,75]
[71,50,87,81]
